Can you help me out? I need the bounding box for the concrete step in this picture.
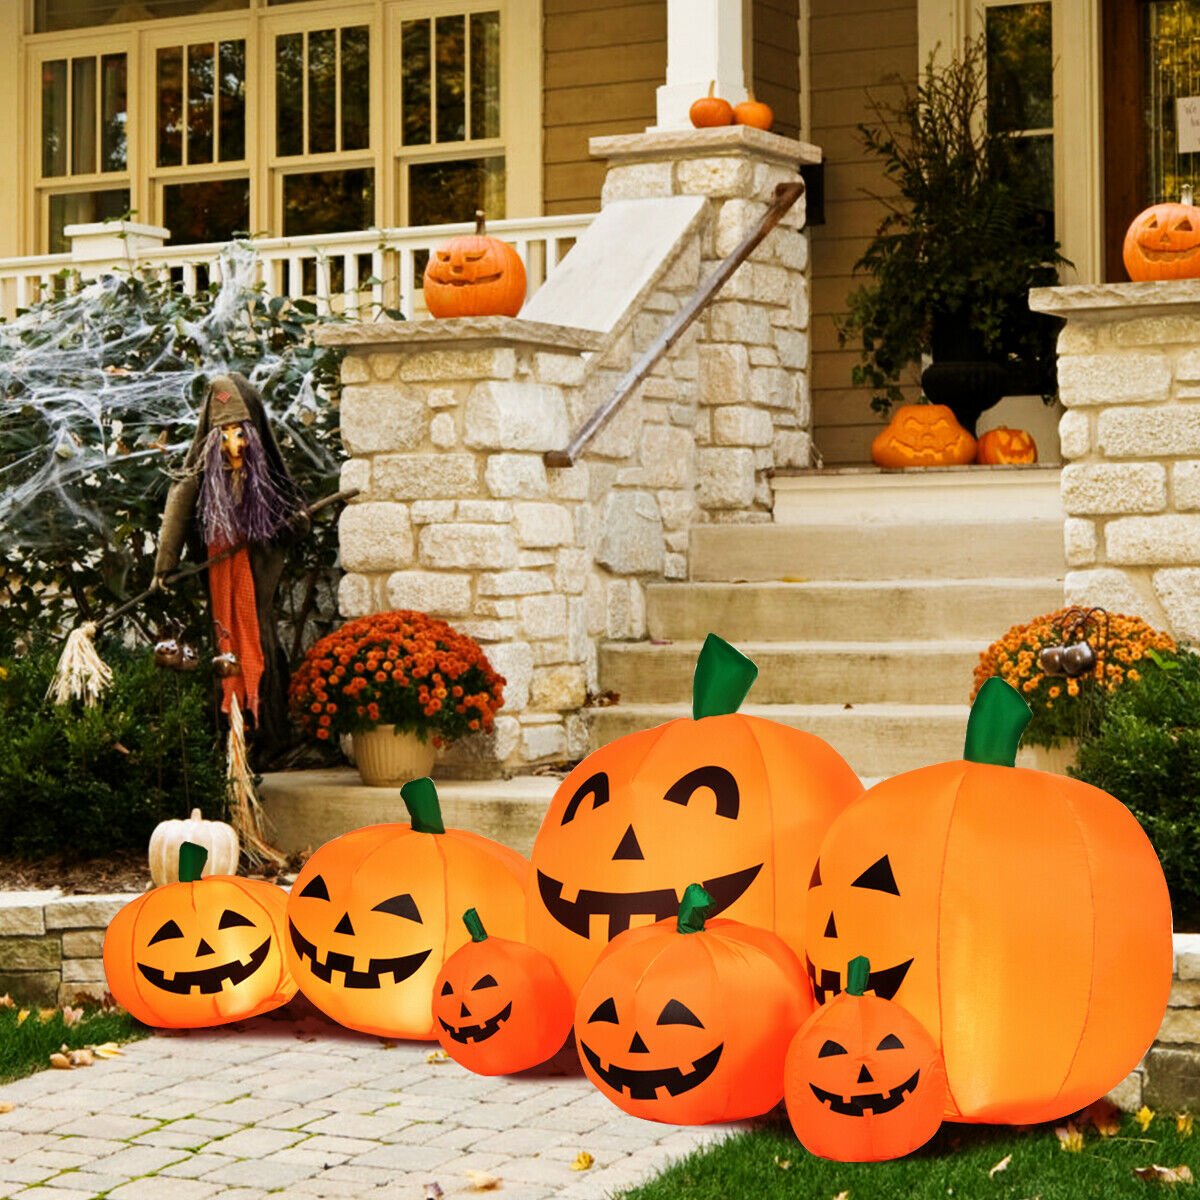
[645,578,1064,643]
[599,640,981,705]
[689,520,1065,582]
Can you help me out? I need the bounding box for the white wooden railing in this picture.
[0,213,596,322]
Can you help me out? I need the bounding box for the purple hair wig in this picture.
[197,421,294,548]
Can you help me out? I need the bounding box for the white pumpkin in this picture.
[148,808,239,886]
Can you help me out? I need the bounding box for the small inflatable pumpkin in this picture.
[785,956,946,1162]
[576,884,812,1124]
[286,778,528,1038]
[1123,187,1200,281]
[423,210,527,318]
[803,678,1173,1124]
[976,426,1037,464]
[871,403,976,468]
[104,842,296,1028]
[528,635,862,995]
[433,908,573,1075]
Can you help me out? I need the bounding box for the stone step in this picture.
[689,520,1065,581]
[599,640,982,704]
[645,578,1064,642]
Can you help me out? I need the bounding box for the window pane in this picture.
[283,168,374,236]
[435,14,466,142]
[1146,1,1200,204]
[1009,134,1056,234]
[35,0,247,33]
[470,11,501,140]
[308,29,337,154]
[408,156,505,226]
[100,54,127,173]
[276,33,304,156]
[218,41,246,162]
[42,60,67,178]
[986,2,1053,133]
[48,188,129,253]
[163,179,250,245]
[158,47,184,168]
[188,43,215,166]
[342,26,370,152]
[72,57,97,176]
[402,20,432,145]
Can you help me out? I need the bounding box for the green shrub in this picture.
[1073,649,1200,925]
[0,643,225,859]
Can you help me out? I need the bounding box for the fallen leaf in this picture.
[1178,1114,1194,1138]
[1085,1098,1123,1137]
[379,1039,397,1050]
[61,1006,83,1028]
[1056,1123,1084,1153]
[16,1009,29,1026]
[424,1185,444,1200]
[90,1043,123,1059]
[832,1192,851,1200]
[989,1153,1013,1178]
[37,1008,56,1023]
[426,1049,449,1064]
[464,1169,502,1191]
[67,1048,94,1068]
[1137,1106,1156,1132]
[0,994,13,1008]
[48,1053,72,1070]
[1132,1164,1194,1185]
[0,1102,14,1114]
[773,1155,791,1170]
[571,1151,594,1172]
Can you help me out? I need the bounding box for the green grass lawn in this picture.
[620,1111,1198,1200]
[0,1003,148,1084]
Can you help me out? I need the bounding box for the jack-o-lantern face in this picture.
[422,212,527,318]
[976,426,1037,465]
[1124,196,1200,281]
[103,843,296,1028]
[871,404,977,469]
[575,884,812,1125]
[285,778,528,1039]
[529,636,861,995]
[785,956,946,1162]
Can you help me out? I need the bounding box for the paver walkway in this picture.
[0,1002,737,1200]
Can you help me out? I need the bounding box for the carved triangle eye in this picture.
[149,919,183,945]
[851,855,900,896]
[818,1039,847,1057]
[878,1033,905,1050]
[657,999,704,1027]
[440,980,454,996]
[1179,219,1194,232]
[588,997,619,1024]
[472,974,499,990]
[809,859,821,889]
[299,874,330,901]
[218,909,255,929]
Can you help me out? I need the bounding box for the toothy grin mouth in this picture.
[445,272,502,286]
[137,937,272,995]
[536,864,762,941]
[288,920,431,989]
[439,1001,513,1044]
[810,1068,920,1116]
[581,1042,724,1100]
[805,956,913,1004]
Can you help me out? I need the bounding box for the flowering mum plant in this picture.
[290,611,505,747]
[972,607,1177,748]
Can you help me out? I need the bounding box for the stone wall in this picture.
[1031,283,1200,641]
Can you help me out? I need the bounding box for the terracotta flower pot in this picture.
[352,725,436,787]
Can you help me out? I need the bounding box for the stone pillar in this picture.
[1030,282,1200,640]
[655,0,749,130]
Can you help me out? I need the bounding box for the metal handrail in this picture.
[543,179,805,469]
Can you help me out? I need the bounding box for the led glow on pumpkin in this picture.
[1123,187,1200,281]
[103,842,296,1028]
[285,778,528,1039]
[423,211,527,318]
[528,635,862,995]
[802,678,1173,1124]
[976,426,1037,465]
[871,404,977,468]
[575,884,812,1124]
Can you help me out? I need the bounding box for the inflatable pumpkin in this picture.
[871,403,976,468]
[528,634,862,994]
[103,842,296,1028]
[423,210,527,318]
[785,956,946,1162]
[576,883,811,1124]
[803,678,1173,1124]
[433,908,573,1076]
[286,778,528,1038]
[976,426,1037,464]
[1123,187,1200,281]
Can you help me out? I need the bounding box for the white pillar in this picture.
[654,0,749,131]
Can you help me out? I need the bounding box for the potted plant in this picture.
[290,610,506,786]
[840,35,1069,433]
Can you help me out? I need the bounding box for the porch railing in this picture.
[0,213,595,322]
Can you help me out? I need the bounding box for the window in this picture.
[42,52,127,177]
[1143,1,1200,205]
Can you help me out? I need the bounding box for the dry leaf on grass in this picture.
[832,1191,851,1200]
[1084,1098,1123,1137]
[37,1008,56,1023]
[0,1102,15,1114]
[773,1155,791,1170]
[1178,1114,1194,1138]
[49,1053,72,1070]
[16,1010,29,1026]
[0,993,14,1008]
[1132,1164,1194,1185]
[426,1049,449,1064]
[1056,1123,1084,1152]
[464,1169,502,1191]
[1137,1106,1157,1132]
[989,1153,1013,1178]
[570,1151,594,1172]
[61,1006,83,1028]
[90,1043,123,1059]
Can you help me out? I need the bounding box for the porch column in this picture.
[654,0,749,131]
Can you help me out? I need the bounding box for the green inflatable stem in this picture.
[963,676,1033,767]
[178,841,208,884]
[400,776,446,834]
[677,883,714,934]
[463,908,488,943]
[846,955,871,997]
[692,633,758,720]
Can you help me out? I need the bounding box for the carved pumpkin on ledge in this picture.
[423,210,527,318]
[1123,185,1200,282]
[871,403,977,469]
[976,426,1037,465]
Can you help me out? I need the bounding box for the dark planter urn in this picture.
[920,311,1007,437]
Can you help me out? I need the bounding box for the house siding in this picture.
[808,0,918,465]
[753,0,801,142]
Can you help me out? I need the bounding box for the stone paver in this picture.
[0,1002,745,1199]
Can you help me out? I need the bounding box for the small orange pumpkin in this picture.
[689,81,734,128]
[785,956,946,1162]
[423,211,527,318]
[575,883,812,1124]
[976,426,1037,464]
[871,403,977,468]
[433,908,573,1075]
[733,91,774,131]
[1123,186,1200,281]
[103,842,296,1028]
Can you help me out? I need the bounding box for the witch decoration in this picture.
[155,374,309,766]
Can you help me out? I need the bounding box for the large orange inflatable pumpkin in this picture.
[785,955,946,1162]
[803,678,1173,1124]
[528,635,862,994]
[976,426,1037,464]
[286,778,528,1038]
[871,404,977,468]
[104,842,296,1028]
[423,211,527,318]
[576,883,811,1124]
[1123,188,1200,281]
